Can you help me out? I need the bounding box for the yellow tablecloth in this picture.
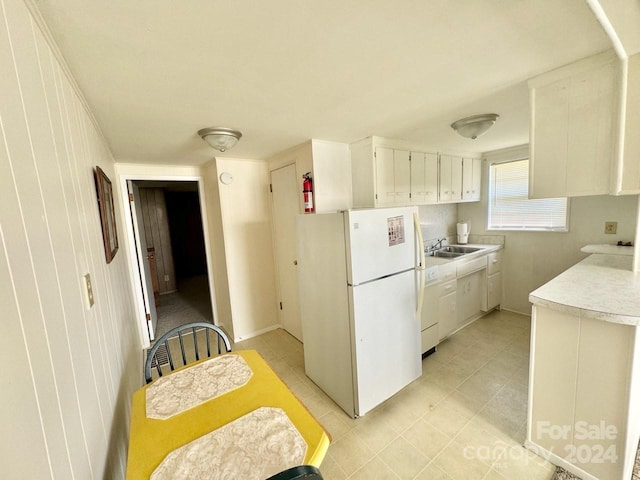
[126,350,330,479]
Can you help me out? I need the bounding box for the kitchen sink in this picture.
[439,246,482,254]
[425,245,484,258]
[430,250,464,258]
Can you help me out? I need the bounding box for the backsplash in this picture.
[468,234,505,246]
[418,204,457,247]
[417,204,505,248]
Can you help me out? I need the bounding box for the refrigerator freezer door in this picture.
[345,207,418,285]
[349,269,421,416]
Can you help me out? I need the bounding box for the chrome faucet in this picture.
[427,237,446,253]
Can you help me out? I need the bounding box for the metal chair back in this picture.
[144,322,232,384]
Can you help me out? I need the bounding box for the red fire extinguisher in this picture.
[302,172,314,213]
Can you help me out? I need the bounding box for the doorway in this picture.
[120,174,217,346]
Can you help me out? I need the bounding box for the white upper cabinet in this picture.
[373,147,411,206]
[410,151,438,205]
[613,52,640,194]
[529,51,618,199]
[438,154,463,203]
[351,137,479,207]
[374,146,396,206]
[462,157,481,202]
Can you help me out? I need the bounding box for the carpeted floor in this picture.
[551,440,640,479]
[153,275,214,339]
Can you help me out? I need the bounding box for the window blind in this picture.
[488,159,568,231]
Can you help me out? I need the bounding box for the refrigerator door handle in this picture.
[413,213,426,319]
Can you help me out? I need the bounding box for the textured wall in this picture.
[0,0,140,478]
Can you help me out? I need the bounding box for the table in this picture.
[126,350,330,480]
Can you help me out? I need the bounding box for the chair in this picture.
[266,465,324,480]
[144,322,232,383]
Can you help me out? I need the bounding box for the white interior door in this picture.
[127,181,158,341]
[270,164,303,341]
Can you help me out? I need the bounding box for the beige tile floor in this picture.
[236,310,556,480]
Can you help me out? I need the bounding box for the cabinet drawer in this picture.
[438,279,457,296]
[439,263,456,282]
[421,324,439,354]
[487,251,502,276]
[457,257,486,277]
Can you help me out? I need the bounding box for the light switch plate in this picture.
[84,273,94,308]
[604,221,617,234]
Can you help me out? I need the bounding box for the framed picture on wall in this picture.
[94,166,119,263]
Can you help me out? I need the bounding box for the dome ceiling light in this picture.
[450,114,499,140]
[198,127,242,152]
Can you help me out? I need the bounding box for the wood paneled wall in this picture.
[0,0,141,478]
[138,187,176,294]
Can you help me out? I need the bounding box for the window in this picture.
[488,159,568,231]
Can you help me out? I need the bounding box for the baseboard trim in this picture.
[524,440,600,480]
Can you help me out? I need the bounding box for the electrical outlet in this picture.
[84,273,94,308]
[164,274,170,282]
[604,221,617,234]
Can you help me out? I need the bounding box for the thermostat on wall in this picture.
[219,172,233,185]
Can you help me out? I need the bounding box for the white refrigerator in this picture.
[296,206,424,418]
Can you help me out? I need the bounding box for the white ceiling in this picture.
[33,0,613,165]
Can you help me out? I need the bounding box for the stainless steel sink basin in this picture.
[427,250,464,258]
[440,246,482,254]
[425,245,483,258]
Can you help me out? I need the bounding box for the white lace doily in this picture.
[151,407,307,480]
[146,354,253,419]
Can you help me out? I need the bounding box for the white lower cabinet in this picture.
[438,281,458,341]
[528,306,638,480]
[485,251,502,311]
[487,272,502,311]
[457,270,484,328]
[421,248,503,351]
[420,284,439,354]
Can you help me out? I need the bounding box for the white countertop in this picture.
[580,244,634,256]
[529,254,640,325]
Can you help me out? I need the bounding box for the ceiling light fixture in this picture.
[197,127,242,152]
[450,114,499,140]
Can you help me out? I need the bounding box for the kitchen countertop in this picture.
[529,253,640,325]
[580,244,634,255]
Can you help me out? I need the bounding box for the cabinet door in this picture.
[462,157,473,201]
[438,290,457,340]
[375,147,396,205]
[457,271,484,327]
[394,149,411,204]
[439,155,453,202]
[617,53,640,194]
[440,154,463,202]
[487,272,501,310]
[450,156,463,201]
[566,64,614,196]
[410,151,438,204]
[462,157,481,201]
[530,78,570,199]
[530,53,616,199]
[425,153,439,202]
